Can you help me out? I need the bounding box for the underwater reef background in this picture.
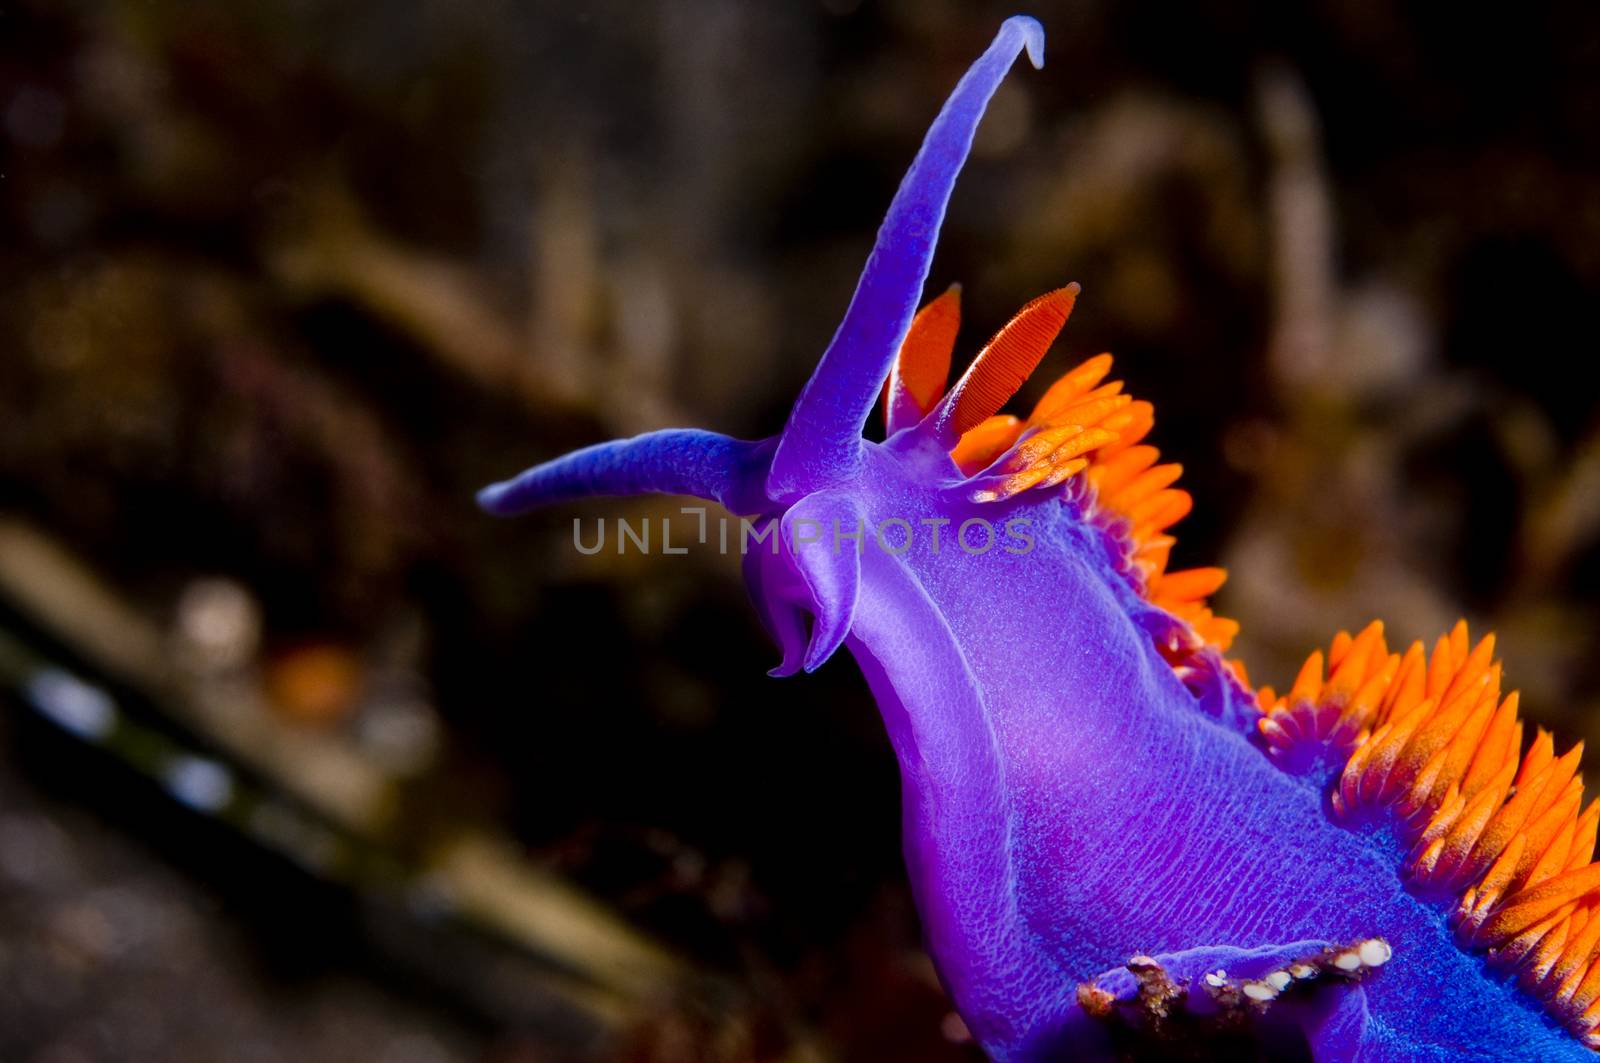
[3,1,1600,1060]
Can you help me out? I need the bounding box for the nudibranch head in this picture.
[481,14,1600,1061]
[476,13,1231,684]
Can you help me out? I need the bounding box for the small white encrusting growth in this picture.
[1359,938,1392,967]
[1242,981,1278,1002]
[1084,938,1394,1036]
[1330,937,1391,974]
[1122,953,1184,1023]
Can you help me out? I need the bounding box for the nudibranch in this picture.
[480,17,1600,1061]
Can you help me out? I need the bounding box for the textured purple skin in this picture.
[480,18,1591,1061]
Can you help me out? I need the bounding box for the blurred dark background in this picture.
[3,1,1599,1060]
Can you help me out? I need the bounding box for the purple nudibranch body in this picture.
[481,18,1599,1061]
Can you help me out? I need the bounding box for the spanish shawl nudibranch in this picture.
[480,17,1600,1061]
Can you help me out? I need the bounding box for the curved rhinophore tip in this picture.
[1005,15,1046,69]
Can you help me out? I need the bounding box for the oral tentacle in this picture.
[743,544,813,678]
[779,490,866,672]
[477,429,773,515]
